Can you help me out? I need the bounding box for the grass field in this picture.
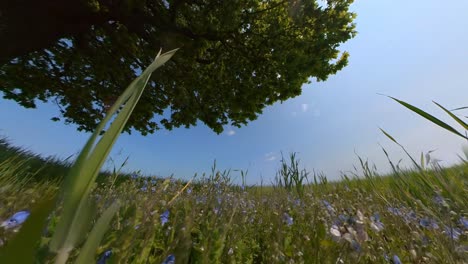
[0,137,467,263]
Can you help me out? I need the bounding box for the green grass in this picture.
[0,138,466,263]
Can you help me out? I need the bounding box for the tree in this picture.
[0,0,356,135]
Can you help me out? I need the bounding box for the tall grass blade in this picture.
[74,201,120,264]
[450,106,468,111]
[379,128,422,171]
[0,193,56,264]
[49,49,178,260]
[433,101,468,131]
[386,96,468,140]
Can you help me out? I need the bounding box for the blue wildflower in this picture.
[322,200,335,214]
[370,213,384,232]
[97,249,112,264]
[350,240,361,252]
[283,213,293,226]
[130,172,139,179]
[459,217,468,229]
[1,210,30,229]
[392,255,402,264]
[434,195,449,208]
[186,188,192,194]
[162,254,175,264]
[294,199,301,207]
[403,210,417,223]
[419,217,439,229]
[214,208,220,215]
[444,226,462,241]
[387,207,402,216]
[160,210,170,226]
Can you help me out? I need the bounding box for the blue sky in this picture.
[1,0,467,184]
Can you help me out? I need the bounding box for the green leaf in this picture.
[386,96,468,140]
[74,201,120,264]
[433,101,468,131]
[49,49,178,260]
[0,193,56,264]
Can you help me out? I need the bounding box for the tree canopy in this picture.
[0,0,356,135]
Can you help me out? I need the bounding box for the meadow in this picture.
[0,136,467,263]
[0,51,467,263]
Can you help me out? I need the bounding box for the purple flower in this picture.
[160,210,170,226]
[1,210,30,229]
[162,254,175,264]
[97,249,112,264]
[283,213,293,226]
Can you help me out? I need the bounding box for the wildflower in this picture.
[214,208,220,215]
[387,207,402,216]
[341,233,361,252]
[403,210,417,223]
[392,255,402,264]
[186,188,192,194]
[160,210,170,226]
[419,217,439,229]
[330,225,341,241]
[97,249,112,264]
[356,210,365,224]
[370,213,384,232]
[350,240,361,252]
[322,200,335,214]
[283,213,293,226]
[1,210,30,229]
[354,224,369,242]
[337,214,352,225]
[459,217,468,229]
[444,226,462,241]
[294,199,301,207]
[433,195,449,208]
[161,254,175,264]
[228,248,234,255]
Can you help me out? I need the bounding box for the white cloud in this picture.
[301,103,309,112]
[264,152,277,161]
[226,129,236,136]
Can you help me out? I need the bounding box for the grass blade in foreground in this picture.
[49,49,178,263]
[74,202,120,264]
[0,193,56,264]
[433,101,468,131]
[385,95,468,140]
